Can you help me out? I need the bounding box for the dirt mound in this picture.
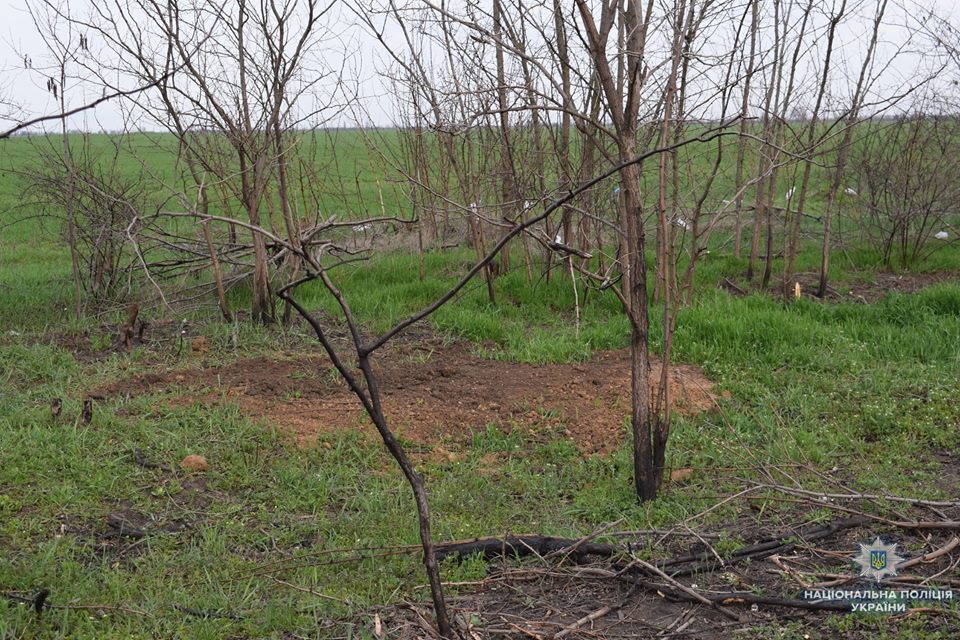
[756,270,957,304]
[101,345,725,454]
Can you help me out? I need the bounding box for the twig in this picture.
[2,591,153,619]
[659,516,870,576]
[893,607,960,620]
[625,573,850,613]
[626,555,740,621]
[554,603,616,639]
[59,603,154,618]
[606,529,721,540]
[811,572,960,588]
[898,537,960,570]
[544,518,625,563]
[748,482,960,508]
[401,602,445,640]
[767,555,812,589]
[0,77,172,140]
[269,577,350,605]
[105,514,146,539]
[720,277,746,295]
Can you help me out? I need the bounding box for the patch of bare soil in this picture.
[845,270,958,302]
[721,270,957,304]
[99,344,725,454]
[416,571,738,639]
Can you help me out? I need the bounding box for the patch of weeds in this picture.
[469,424,526,455]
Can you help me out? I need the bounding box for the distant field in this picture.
[2,125,955,330]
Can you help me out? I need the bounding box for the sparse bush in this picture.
[23,143,153,310]
[852,116,960,267]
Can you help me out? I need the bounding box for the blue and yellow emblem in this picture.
[854,538,903,582]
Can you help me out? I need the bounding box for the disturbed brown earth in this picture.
[99,343,725,454]
[727,269,958,303]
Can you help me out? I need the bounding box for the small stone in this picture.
[179,454,208,472]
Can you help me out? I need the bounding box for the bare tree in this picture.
[38,0,349,321]
[782,0,846,299]
[243,128,740,638]
[852,115,960,266]
[732,0,759,258]
[816,0,887,296]
[10,1,960,637]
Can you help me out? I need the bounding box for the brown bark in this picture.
[785,2,845,299]
[819,0,887,296]
[733,0,759,259]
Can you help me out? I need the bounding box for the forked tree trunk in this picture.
[279,288,453,638]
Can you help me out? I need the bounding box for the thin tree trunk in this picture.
[748,0,783,282]
[494,0,519,274]
[201,212,232,322]
[58,65,82,317]
[785,2,845,299]
[819,0,887,296]
[733,0,759,259]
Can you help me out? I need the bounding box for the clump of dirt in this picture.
[99,344,726,454]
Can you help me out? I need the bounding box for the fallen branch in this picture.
[626,555,740,621]
[553,584,638,640]
[719,277,746,296]
[544,518,624,563]
[898,537,960,570]
[659,516,870,576]
[577,567,851,613]
[268,577,350,605]
[173,604,242,621]
[811,573,960,589]
[434,535,619,563]
[749,482,960,509]
[433,517,869,572]
[2,589,152,618]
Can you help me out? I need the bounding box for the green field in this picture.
[1,131,959,639]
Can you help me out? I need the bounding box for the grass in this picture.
[2,266,958,637]
[1,131,959,638]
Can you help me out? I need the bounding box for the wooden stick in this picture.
[627,555,740,621]
[554,604,616,639]
[899,537,960,570]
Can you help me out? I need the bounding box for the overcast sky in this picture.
[0,0,395,131]
[2,0,958,134]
